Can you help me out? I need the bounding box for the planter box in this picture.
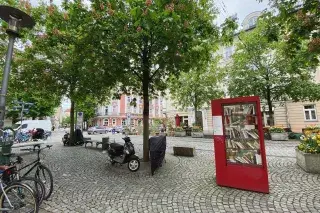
[296,149,320,173]
[173,146,195,157]
[174,131,186,137]
[270,132,288,141]
[191,132,204,138]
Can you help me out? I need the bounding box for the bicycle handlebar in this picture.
[11,145,53,165]
[37,145,52,158]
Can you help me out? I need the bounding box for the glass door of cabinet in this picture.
[223,103,262,166]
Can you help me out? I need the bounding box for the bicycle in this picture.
[13,145,53,200]
[0,166,39,212]
[6,157,46,205]
[15,131,32,143]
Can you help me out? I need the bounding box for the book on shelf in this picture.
[244,125,255,130]
[255,154,262,164]
[246,130,259,139]
[246,142,256,149]
[230,140,237,149]
[253,141,260,149]
[241,129,249,138]
[235,156,251,164]
[243,104,254,115]
[234,141,245,149]
[243,155,253,164]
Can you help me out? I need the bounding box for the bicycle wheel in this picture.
[0,182,39,213]
[16,177,45,205]
[35,164,53,200]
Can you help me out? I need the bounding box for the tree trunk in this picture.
[69,100,75,146]
[142,70,150,162]
[194,94,198,126]
[266,88,274,126]
[194,105,198,126]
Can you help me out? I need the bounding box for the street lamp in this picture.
[0,5,35,128]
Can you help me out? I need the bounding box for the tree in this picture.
[227,19,320,126]
[169,60,224,126]
[259,0,320,60]
[62,116,71,126]
[75,96,101,125]
[15,1,116,145]
[89,0,222,161]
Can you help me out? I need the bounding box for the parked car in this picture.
[105,127,113,132]
[87,126,108,134]
[115,126,123,133]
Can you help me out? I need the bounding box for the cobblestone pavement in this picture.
[15,131,320,213]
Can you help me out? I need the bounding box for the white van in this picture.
[13,120,52,132]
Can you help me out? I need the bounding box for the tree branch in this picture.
[149,66,162,81]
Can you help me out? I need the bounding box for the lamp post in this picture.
[0,5,35,129]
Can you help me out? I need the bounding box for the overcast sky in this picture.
[214,0,269,25]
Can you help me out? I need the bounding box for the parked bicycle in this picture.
[10,145,53,200]
[5,157,46,205]
[15,131,32,143]
[0,165,39,212]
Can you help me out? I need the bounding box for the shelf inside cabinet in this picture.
[224,114,256,116]
[226,148,259,151]
[226,161,263,167]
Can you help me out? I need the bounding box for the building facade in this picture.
[93,95,165,127]
[274,67,320,132]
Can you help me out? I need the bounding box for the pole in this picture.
[0,35,16,129]
[20,103,24,132]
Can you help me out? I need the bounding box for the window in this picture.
[304,105,317,121]
[243,16,258,30]
[105,107,108,115]
[248,17,257,28]
[21,124,28,129]
[122,119,127,126]
[112,119,116,125]
[103,119,109,126]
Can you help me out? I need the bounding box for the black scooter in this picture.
[62,129,85,146]
[62,132,70,146]
[106,136,140,172]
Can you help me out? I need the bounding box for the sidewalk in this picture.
[36,132,319,213]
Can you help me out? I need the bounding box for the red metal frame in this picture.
[211,96,269,193]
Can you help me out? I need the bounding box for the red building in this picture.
[93,95,165,127]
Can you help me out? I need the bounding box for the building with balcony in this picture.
[92,95,165,127]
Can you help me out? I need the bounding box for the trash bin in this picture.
[102,137,109,150]
[0,141,13,165]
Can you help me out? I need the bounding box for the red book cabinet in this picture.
[211,96,269,193]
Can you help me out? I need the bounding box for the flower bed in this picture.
[296,132,320,173]
[269,126,288,141]
[191,126,203,138]
[174,127,186,137]
[302,125,320,135]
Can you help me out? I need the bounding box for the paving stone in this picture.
[32,131,320,212]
